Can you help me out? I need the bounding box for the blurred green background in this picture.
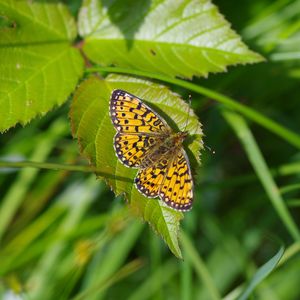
[0,0,300,299]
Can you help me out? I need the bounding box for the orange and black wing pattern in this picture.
[110,89,170,134]
[113,132,166,168]
[135,148,193,211]
[134,154,170,198]
[159,149,193,211]
[110,90,171,168]
[109,89,194,211]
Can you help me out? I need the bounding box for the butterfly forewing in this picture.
[110,90,171,134]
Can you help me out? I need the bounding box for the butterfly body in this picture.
[140,131,187,168]
[110,89,194,211]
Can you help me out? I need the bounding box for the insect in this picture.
[109,89,193,211]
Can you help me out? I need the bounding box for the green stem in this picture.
[86,66,300,150]
[0,161,132,182]
[0,161,95,172]
[1,159,299,185]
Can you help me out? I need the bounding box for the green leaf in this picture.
[0,0,84,132]
[70,75,203,258]
[237,246,284,300]
[78,0,263,79]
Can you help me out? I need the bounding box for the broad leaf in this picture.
[0,0,84,132]
[78,0,263,79]
[70,75,203,258]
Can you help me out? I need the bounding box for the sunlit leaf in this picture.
[0,0,84,132]
[78,0,263,79]
[70,75,203,258]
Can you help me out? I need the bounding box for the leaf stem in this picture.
[0,160,94,172]
[0,161,132,182]
[86,66,300,150]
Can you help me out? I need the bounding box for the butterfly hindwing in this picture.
[159,149,193,211]
[110,90,171,134]
[135,148,193,211]
[134,154,170,197]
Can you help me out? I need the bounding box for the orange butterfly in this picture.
[110,90,193,211]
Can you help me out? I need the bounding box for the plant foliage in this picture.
[78,0,263,79]
[70,74,203,257]
[1,0,298,298]
[0,0,84,131]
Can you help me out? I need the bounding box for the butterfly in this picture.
[109,89,194,211]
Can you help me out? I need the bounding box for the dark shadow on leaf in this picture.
[101,0,151,49]
[143,100,201,171]
[0,15,17,30]
[184,134,200,173]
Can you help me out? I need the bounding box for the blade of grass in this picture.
[27,176,100,300]
[180,232,222,300]
[73,259,143,300]
[223,110,300,241]
[276,161,300,176]
[286,199,300,207]
[81,219,144,300]
[203,160,300,190]
[181,250,193,300]
[278,241,300,267]
[128,259,178,300]
[150,234,163,300]
[280,183,300,194]
[223,286,244,300]
[180,211,197,300]
[0,118,68,243]
[0,160,133,183]
[0,205,65,276]
[86,66,300,150]
[237,246,284,300]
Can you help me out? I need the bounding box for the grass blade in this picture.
[0,119,68,243]
[223,110,300,241]
[180,232,221,300]
[237,246,284,300]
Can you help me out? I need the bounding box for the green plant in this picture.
[1,0,300,299]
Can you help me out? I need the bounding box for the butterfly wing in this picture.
[110,89,171,134]
[159,149,193,211]
[135,148,193,211]
[110,89,194,211]
[134,154,170,197]
[113,132,167,168]
[110,89,171,167]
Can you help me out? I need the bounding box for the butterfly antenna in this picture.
[183,95,192,132]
